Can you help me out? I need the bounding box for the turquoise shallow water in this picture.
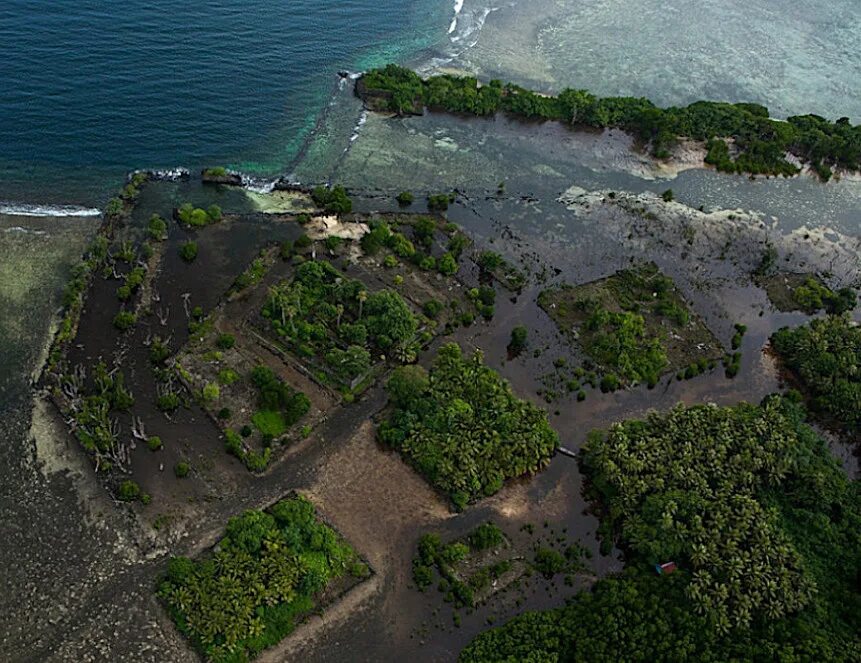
[0,0,450,205]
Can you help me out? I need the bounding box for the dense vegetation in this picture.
[177,203,223,227]
[462,398,861,661]
[581,307,668,387]
[311,185,352,214]
[379,343,558,509]
[772,315,861,431]
[789,277,856,314]
[262,260,418,387]
[158,496,368,662]
[360,64,861,179]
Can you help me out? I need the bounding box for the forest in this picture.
[158,495,368,662]
[378,343,559,509]
[771,314,861,431]
[359,64,861,179]
[461,397,861,661]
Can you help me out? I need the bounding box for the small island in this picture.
[357,64,861,181]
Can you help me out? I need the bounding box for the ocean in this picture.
[0,0,455,207]
[4,0,861,210]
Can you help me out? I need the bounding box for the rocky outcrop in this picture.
[200,169,243,186]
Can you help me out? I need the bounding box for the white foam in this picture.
[349,110,369,143]
[449,0,465,34]
[138,168,189,181]
[3,226,48,235]
[0,202,101,218]
[451,6,496,44]
[241,176,279,194]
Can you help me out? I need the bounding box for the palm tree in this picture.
[357,290,368,320]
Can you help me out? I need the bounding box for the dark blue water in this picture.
[0,0,450,205]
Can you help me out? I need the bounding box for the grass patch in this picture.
[251,409,288,437]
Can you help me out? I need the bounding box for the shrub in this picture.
[311,185,352,214]
[423,299,443,318]
[179,241,198,262]
[113,311,136,331]
[279,240,294,260]
[360,222,392,254]
[468,522,505,551]
[217,368,240,386]
[389,232,415,258]
[157,392,181,412]
[397,191,414,206]
[249,365,310,427]
[148,214,168,241]
[202,383,220,402]
[477,251,504,271]
[731,323,747,350]
[147,436,163,451]
[117,480,141,502]
[339,322,368,345]
[533,548,566,577]
[413,563,434,590]
[600,373,621,392]
[437,252,458,276]
[508,326,528,355]
[428,192,454,211]
[216,333,235,350]
[440,542,470,564]
[174,462,190,478]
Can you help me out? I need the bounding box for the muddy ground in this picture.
[2,176,859,663]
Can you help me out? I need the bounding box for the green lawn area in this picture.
[251,409,288,437]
